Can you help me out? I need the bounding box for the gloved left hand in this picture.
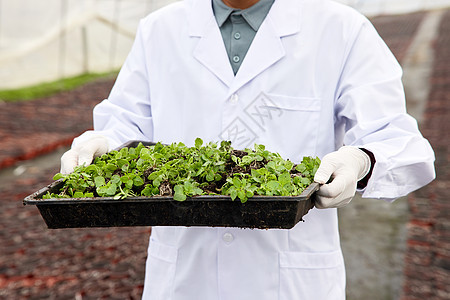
[313,146,371,209]
[60,135,110,174]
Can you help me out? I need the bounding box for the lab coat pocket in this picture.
[142,239,178,300]
[249,93,321,156]
[279,250,345,300]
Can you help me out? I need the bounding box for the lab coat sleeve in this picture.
[72,19,153,150]
[334,16,435,201]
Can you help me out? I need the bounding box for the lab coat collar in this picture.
[212,0,275,32]
[187,0,302,37]
[188,0,302,90]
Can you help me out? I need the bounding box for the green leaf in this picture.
[267,180,280,190]
[106,182,118,196]
[173,185,186,201]
[284,160,294,171]
[141,184,157,197]
[266,161,276,171]
[94,176,105,187]
[133,176,144,186]
[140,148,151,160]
[53,173,65,180]
[206,171,214,182]
[111,175,121,185]
[105,163,118,173]
[237,190,246,200]
[255,144,265,152]
[278,173,291,186]
[230,189,238,201]
[232,177,241,188]
[241,156,253,165]
[119,147,129,157]
[73,191,84,198]
[195,137,203,148]
[193,186,203,195]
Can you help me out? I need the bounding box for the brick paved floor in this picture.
[0,154,150,299]
[401,9,450,300]
[0,8,448,300]
[0,77,114,169]
[371,11,426,63]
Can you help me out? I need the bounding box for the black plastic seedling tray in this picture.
[23,141,319,229]
[24,182,318,229]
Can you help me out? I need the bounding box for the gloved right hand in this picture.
[313,146,371,209]
[60,135,109,174]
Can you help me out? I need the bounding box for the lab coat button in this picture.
[230,94,238,103]
[222,232,234,243]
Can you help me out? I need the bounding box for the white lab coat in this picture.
[73,0,435,299]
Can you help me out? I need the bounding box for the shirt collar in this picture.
[212,0,274,31]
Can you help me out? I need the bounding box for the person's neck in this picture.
[222,0,260,9]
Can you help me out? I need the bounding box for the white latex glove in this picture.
[314,146,371,209]
[60,135,110,174]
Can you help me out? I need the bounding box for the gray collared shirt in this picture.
[212,0,275,75]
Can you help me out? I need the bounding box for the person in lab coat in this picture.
[60,0,435,298]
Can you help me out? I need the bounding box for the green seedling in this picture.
[44,139,320,203]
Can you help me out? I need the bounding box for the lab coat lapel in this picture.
[229,20,285,93]
[193,22,234,87]
[229,0,302,94]
[188,0,234,87]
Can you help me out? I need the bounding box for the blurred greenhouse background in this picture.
[0,1,449,299]
[0,0,177,90]
[0,0,450,90]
